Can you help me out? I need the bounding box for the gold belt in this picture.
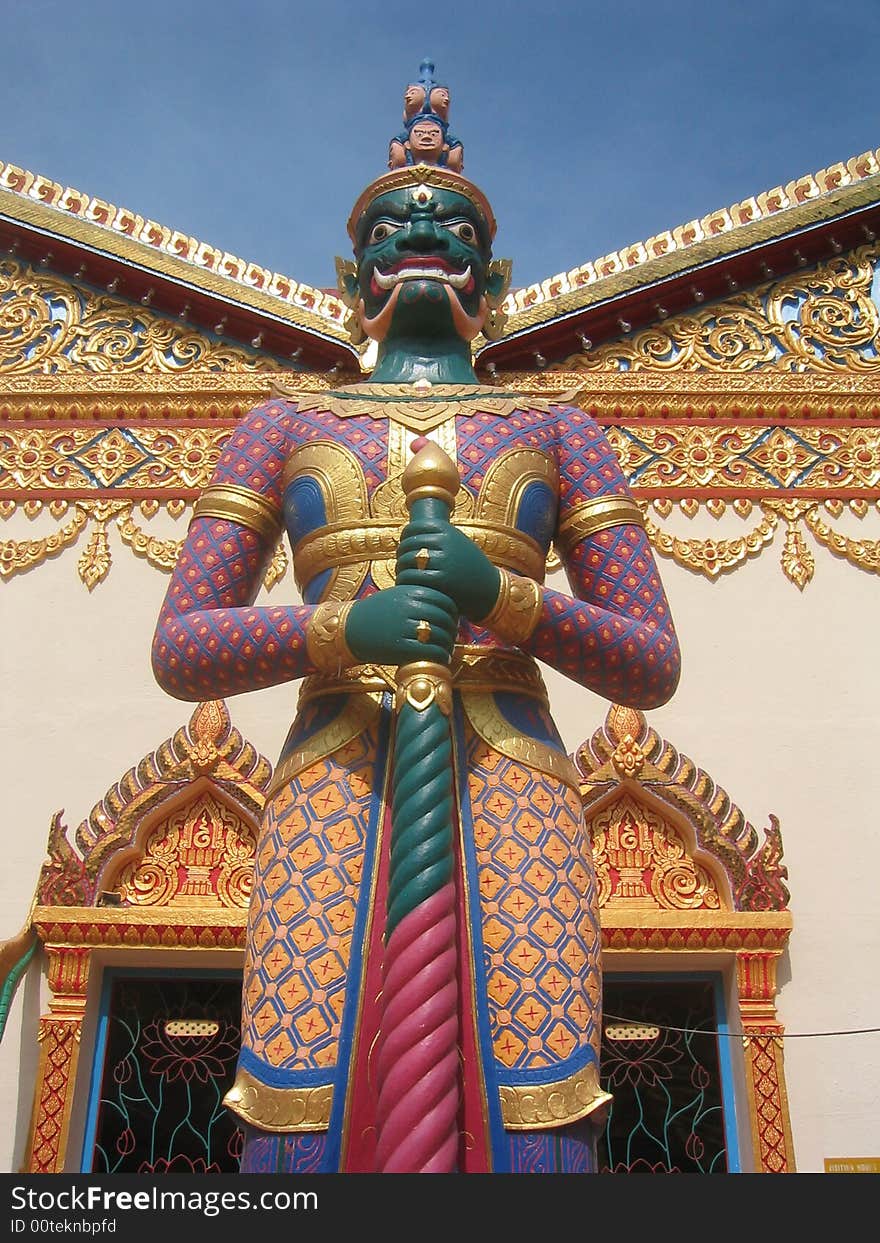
[298,645,549,708]
[292,520,546,588]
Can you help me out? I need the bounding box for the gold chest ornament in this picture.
[278,382,562,599]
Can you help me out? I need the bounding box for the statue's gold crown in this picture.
[347,164,497,244]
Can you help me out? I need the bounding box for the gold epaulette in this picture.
[556,495,645,556]
[191,483,282,542]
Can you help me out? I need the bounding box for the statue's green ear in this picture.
[482,259,512,341]
[335,257,366,346]
[486,258,512,308]
[335,257,360,307]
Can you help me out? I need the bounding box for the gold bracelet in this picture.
[192,483,282,542]
[306,602,356,673]
[478,569,543,645]
[556,496,644,557]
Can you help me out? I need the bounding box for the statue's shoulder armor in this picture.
[546,397,612,452]
[211,399,300,506]
[546,398,634,508]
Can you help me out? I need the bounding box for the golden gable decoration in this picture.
[577,703,790,912]
[0,163,350,340]
[0,256,271,375]
[590,793,724,911]
[553,245,880,373]
[113,792,255,909]
[499,148,880,330]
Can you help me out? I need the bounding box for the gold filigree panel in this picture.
[495,368,880,416]
[113,792,255,909]
[0,411,878,586]
[0,422,230,489]
[0,330,877,586]
[590,793,722,911]
[0,499,290,589]
[0,257,275,375]
[554,245,880,372]
[606,423,880,491]
[0,370,339,423]
[644,498,880,587]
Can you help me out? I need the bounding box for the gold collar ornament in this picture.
[269,379,562,435]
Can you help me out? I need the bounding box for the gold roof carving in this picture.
[549,244,880,373]
[576,703,791,913]
[36,700,272,906]
[3,147,879,349]
[0,255,275,375]
[497,149,880,334]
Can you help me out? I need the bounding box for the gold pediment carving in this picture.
[36,700,273,907]
[0,255,272,375]
[577,703,790,914]
[497,154,880,334]
[111,790,256,909]
[551,243,880,374]
[590,793,722,912]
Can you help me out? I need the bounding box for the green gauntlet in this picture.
[345,584,458,668]
[396,516,501,621]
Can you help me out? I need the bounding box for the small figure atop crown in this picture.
[388,59,464,172]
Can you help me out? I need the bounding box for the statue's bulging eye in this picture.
[446,221,477,244]
[368,221,403,245]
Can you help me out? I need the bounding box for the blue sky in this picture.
[3,1,877,291]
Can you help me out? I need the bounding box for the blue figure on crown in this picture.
[388,58,464,171]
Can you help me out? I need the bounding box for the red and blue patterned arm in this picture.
[152,402,318,702]
[522,406,680,709]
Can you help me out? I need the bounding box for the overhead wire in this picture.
[603,1013,880,1040]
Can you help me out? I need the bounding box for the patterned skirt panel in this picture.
[239,723,382,1077]
[237,698,604,1173]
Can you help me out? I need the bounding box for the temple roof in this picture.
[2,148,879,374]
[0,161,358,374]
[490,149,880,366]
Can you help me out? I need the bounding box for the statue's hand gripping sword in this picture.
[373,440,461,1174]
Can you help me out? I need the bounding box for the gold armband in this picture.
[557,496,645,557]
[192,483,282,542]
[478,570,543,645]
[306,601,356,673]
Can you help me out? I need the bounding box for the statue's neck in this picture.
[368,334,478,384]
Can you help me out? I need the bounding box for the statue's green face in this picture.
[351,186,493,342]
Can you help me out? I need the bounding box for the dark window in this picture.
[598,977,729,1173]
[85,974,243,1174]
